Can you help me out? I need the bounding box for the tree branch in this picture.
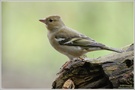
[52,44,134,89]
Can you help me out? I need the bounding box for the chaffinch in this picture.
[39,15,122,60]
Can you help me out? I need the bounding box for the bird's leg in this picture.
[78,55,87,61]
[78,57,84,60]
[57,60,71,75]
[57,55,87,75]
[61,61,71,69]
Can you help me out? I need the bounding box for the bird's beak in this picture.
[39,18,46,24]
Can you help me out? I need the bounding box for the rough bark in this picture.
[52,44,134,89]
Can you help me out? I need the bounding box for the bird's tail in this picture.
[102,46,123,53]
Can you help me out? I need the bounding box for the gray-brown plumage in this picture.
[39,15,122,60]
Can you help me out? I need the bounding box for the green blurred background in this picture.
[2,1,133,88]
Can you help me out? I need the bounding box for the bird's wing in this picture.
[54,27,105,48]
[55,33,105,48]
[54,28,122,53]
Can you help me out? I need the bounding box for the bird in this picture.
[39,15,122,60]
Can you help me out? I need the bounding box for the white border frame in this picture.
[0,0,134,90]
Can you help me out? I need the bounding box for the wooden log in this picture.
[52,44,134,89]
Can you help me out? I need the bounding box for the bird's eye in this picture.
[49,19,53,22]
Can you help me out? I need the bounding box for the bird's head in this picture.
[39,15,65,31]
